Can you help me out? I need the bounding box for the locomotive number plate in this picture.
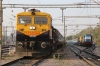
[24,31,40,35]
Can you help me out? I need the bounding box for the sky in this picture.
[2,0,100,36]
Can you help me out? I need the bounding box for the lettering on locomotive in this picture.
[24,31,40,35]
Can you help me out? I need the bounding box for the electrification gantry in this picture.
[2,4,100,8]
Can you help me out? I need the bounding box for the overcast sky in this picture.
[2,0,100,36]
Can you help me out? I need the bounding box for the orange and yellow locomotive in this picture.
[16,9,63,57]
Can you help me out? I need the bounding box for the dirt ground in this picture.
[37,45,90,66]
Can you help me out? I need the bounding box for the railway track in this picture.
[1,55,50,66]
[73,45,100,59]
[69,45,100,66]
[1,50,52,66]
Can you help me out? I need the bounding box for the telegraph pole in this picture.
[0,0,2,60]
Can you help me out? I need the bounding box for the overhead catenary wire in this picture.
[4,14,15,21]
[68,7,86,32]
[86,0,92,25]
[3,0,15,22]
[37,0,46,12]
[7,0,15,18]
[68,0,93,35]
[64,0,91,36]
[6,0,15,35]
[68,0,91,31]
[92,0,100,5]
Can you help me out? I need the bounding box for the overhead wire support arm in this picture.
[2,4,100,8]
[53,15,100,26]
[53,24,98,26]
[64,15,100,18]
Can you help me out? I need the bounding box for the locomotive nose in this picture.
[41,42,47,48]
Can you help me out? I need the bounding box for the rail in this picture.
[69,45,96,66]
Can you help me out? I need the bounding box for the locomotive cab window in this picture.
[18,16,32,24]
[34,17,48,24]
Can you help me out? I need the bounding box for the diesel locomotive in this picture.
[78,34,93,47]
[15,9,64,57]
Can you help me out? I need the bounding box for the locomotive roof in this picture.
[16,11,52,17]
[84,34,92,36]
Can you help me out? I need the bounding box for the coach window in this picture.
[18,16,32,24]
[34,17,48,24]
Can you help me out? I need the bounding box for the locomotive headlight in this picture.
[32,26,35,29]
[30,26,33,29]
[41,42,47,48]
[30,26,36,30]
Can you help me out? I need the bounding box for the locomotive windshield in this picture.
[18,16,32,24]
[34,17,48,24]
